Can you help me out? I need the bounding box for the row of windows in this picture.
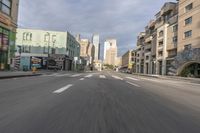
[183,3,193,51]
[0,0,11,15]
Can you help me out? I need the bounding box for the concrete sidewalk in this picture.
[132,73,200,84]
[0,71,42,79]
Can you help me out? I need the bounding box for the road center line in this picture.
[126,81,140,87]
[53,84,73,94]
[112,75,123,80]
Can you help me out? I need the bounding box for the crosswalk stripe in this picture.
[71,74,82,77]
[85,74,93,78]
[80,78,85,81]
[99,75,106,79]
[55,74,70,77]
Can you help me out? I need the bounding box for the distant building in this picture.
[116,57,122,67]
[15,28,80,71]
[0,0,19,70]
[104,39,118,66]
[78,38,94,70]
[92,34,100,60]
[121,50,137,73]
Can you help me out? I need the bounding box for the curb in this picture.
[0,74,42,80]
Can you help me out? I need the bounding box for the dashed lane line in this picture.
[112,75,123,80]
[126,77,139,81]
[53,84,73,94]
[126,81,141,87]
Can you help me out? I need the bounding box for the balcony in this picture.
[161,3,176,16]
[145,36,153,43]
[168,15,178,25]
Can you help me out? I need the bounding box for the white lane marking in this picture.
[55,74,70,77]
[42,73,59,77]
[53,84,73,94]
[126,77,139,81]
[71,74,82,77]
[85,74,93,78]
[112,75,123,80]
[140,78,161,83]
[126,81,141,87]
[99,75,106,79]
[80,78,85,81]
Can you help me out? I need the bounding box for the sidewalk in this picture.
[0,71,42,79]
[132,73,200,84]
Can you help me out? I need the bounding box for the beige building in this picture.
[136,32,145,73]
[154,2,178,75]
[122,50,136,73]
[115,57,122,67]
[135,1,200,77]
[144,20,156,74]
[79,39,90,57]
[176,0,200,77]
[0,0,19,70]
[104,39,118,66]
[77,37,95,70]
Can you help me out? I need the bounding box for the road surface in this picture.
[0,71,200,133]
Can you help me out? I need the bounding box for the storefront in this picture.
[0,27,10,70]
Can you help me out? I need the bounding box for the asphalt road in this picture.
[0,71,200,133]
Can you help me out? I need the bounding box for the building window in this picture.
[185,3,193,12]
[172,36,177,43]
[158,51,163,57]
[158,40,163,46]
[172,24,178,32]
[184,30,192,38]
[185,17,192,25]
[184,44,192,50]
[159,30,164,37]
[0,0,12,15]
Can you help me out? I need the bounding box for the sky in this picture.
[18,0,176,58]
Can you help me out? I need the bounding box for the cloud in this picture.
[18,0,177,58]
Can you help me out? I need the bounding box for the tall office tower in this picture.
[92,34,100,60]
[104,39,117,66]
[104,41,111,61]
